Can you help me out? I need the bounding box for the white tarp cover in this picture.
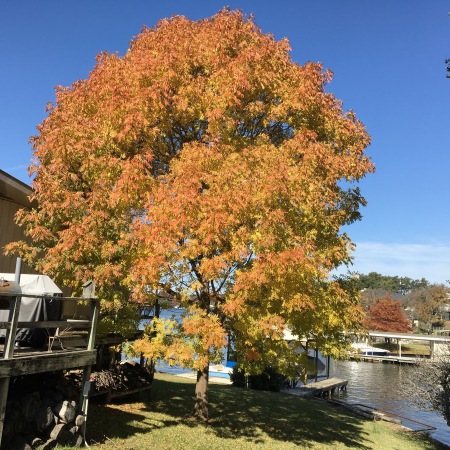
[0,273,62,347]
[0,273,62,295]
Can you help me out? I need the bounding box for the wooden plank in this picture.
[4,297,21,359]
[0,350,97,377]
[0,320,91,331]
[87,300,100,351]
[52,335,88,348]
[298,377,348,397]
[79,364,93,422]
[14,320,91,329]
[305,377,347,389]
[50,334,123,348]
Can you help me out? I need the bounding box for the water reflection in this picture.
[332,360,450,446]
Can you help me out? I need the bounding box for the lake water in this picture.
[140,311,450,446]
[332,359,450,446]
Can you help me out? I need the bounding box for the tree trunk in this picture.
[193,366,209,422]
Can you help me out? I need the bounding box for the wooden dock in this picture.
[353,355,417,364]
[297,377,348,397]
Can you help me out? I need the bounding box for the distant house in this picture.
[0,169,36,274]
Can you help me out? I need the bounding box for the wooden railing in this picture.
[0,293,100,359]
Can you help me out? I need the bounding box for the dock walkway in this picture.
[354,355,417,364]
[282,377,348,398]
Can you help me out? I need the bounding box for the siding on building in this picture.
[0,171,77,315]
[0,169,36,274]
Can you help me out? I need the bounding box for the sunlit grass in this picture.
[78,372,448,450]
[373,341,431,356]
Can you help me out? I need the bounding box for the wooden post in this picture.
[79,292,99,445]
[14,258,22,284]
[314,348,318,382]
[4,296,21,359]
[86,299,99,352]
[79,296,99,408]
[0,294,22,448]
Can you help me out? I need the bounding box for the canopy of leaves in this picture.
[365,294,411,333]
[7,10,373,372]
[355,272,429,294]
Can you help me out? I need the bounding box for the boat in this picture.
[209,362,235,379]
[351,342,390,356]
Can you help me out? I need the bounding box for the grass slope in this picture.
[82,372,449,450]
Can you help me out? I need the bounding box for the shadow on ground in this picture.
[86,374,376,448]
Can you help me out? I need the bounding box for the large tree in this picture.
[7,9,373,420]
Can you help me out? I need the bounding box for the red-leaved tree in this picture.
[366,295,411,333]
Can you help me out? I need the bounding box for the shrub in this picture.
[231,366,288,392]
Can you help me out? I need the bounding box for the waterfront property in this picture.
[366,330,450,359]
[350,331,450,364]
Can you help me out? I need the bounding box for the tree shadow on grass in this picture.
[143,376,374,449]
[86,399,181,445]
[211,385,371,448]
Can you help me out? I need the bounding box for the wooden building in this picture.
[0,170,35,274]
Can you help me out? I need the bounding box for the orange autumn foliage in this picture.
[365,295,411,333]
[7,9,373,418]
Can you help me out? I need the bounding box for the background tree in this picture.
[365,294,411,333]
[404,285,448,332]
[7,9,373,420]
[360,288,396,312]
[355,272,428,294]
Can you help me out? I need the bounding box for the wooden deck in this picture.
[297,377,348,397]
[0,284,100,447]
[0,348,97,377]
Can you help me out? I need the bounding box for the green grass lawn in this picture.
[372,341,431,356]
[81,372,448,450]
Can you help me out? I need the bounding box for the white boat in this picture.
[209,363,234,379]
[351,342,390,356]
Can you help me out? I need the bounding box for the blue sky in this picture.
[1,1,449,283]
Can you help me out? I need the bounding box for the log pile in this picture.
[3,373,84,449]
[65,360,153,395]
[3,362,152,449]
